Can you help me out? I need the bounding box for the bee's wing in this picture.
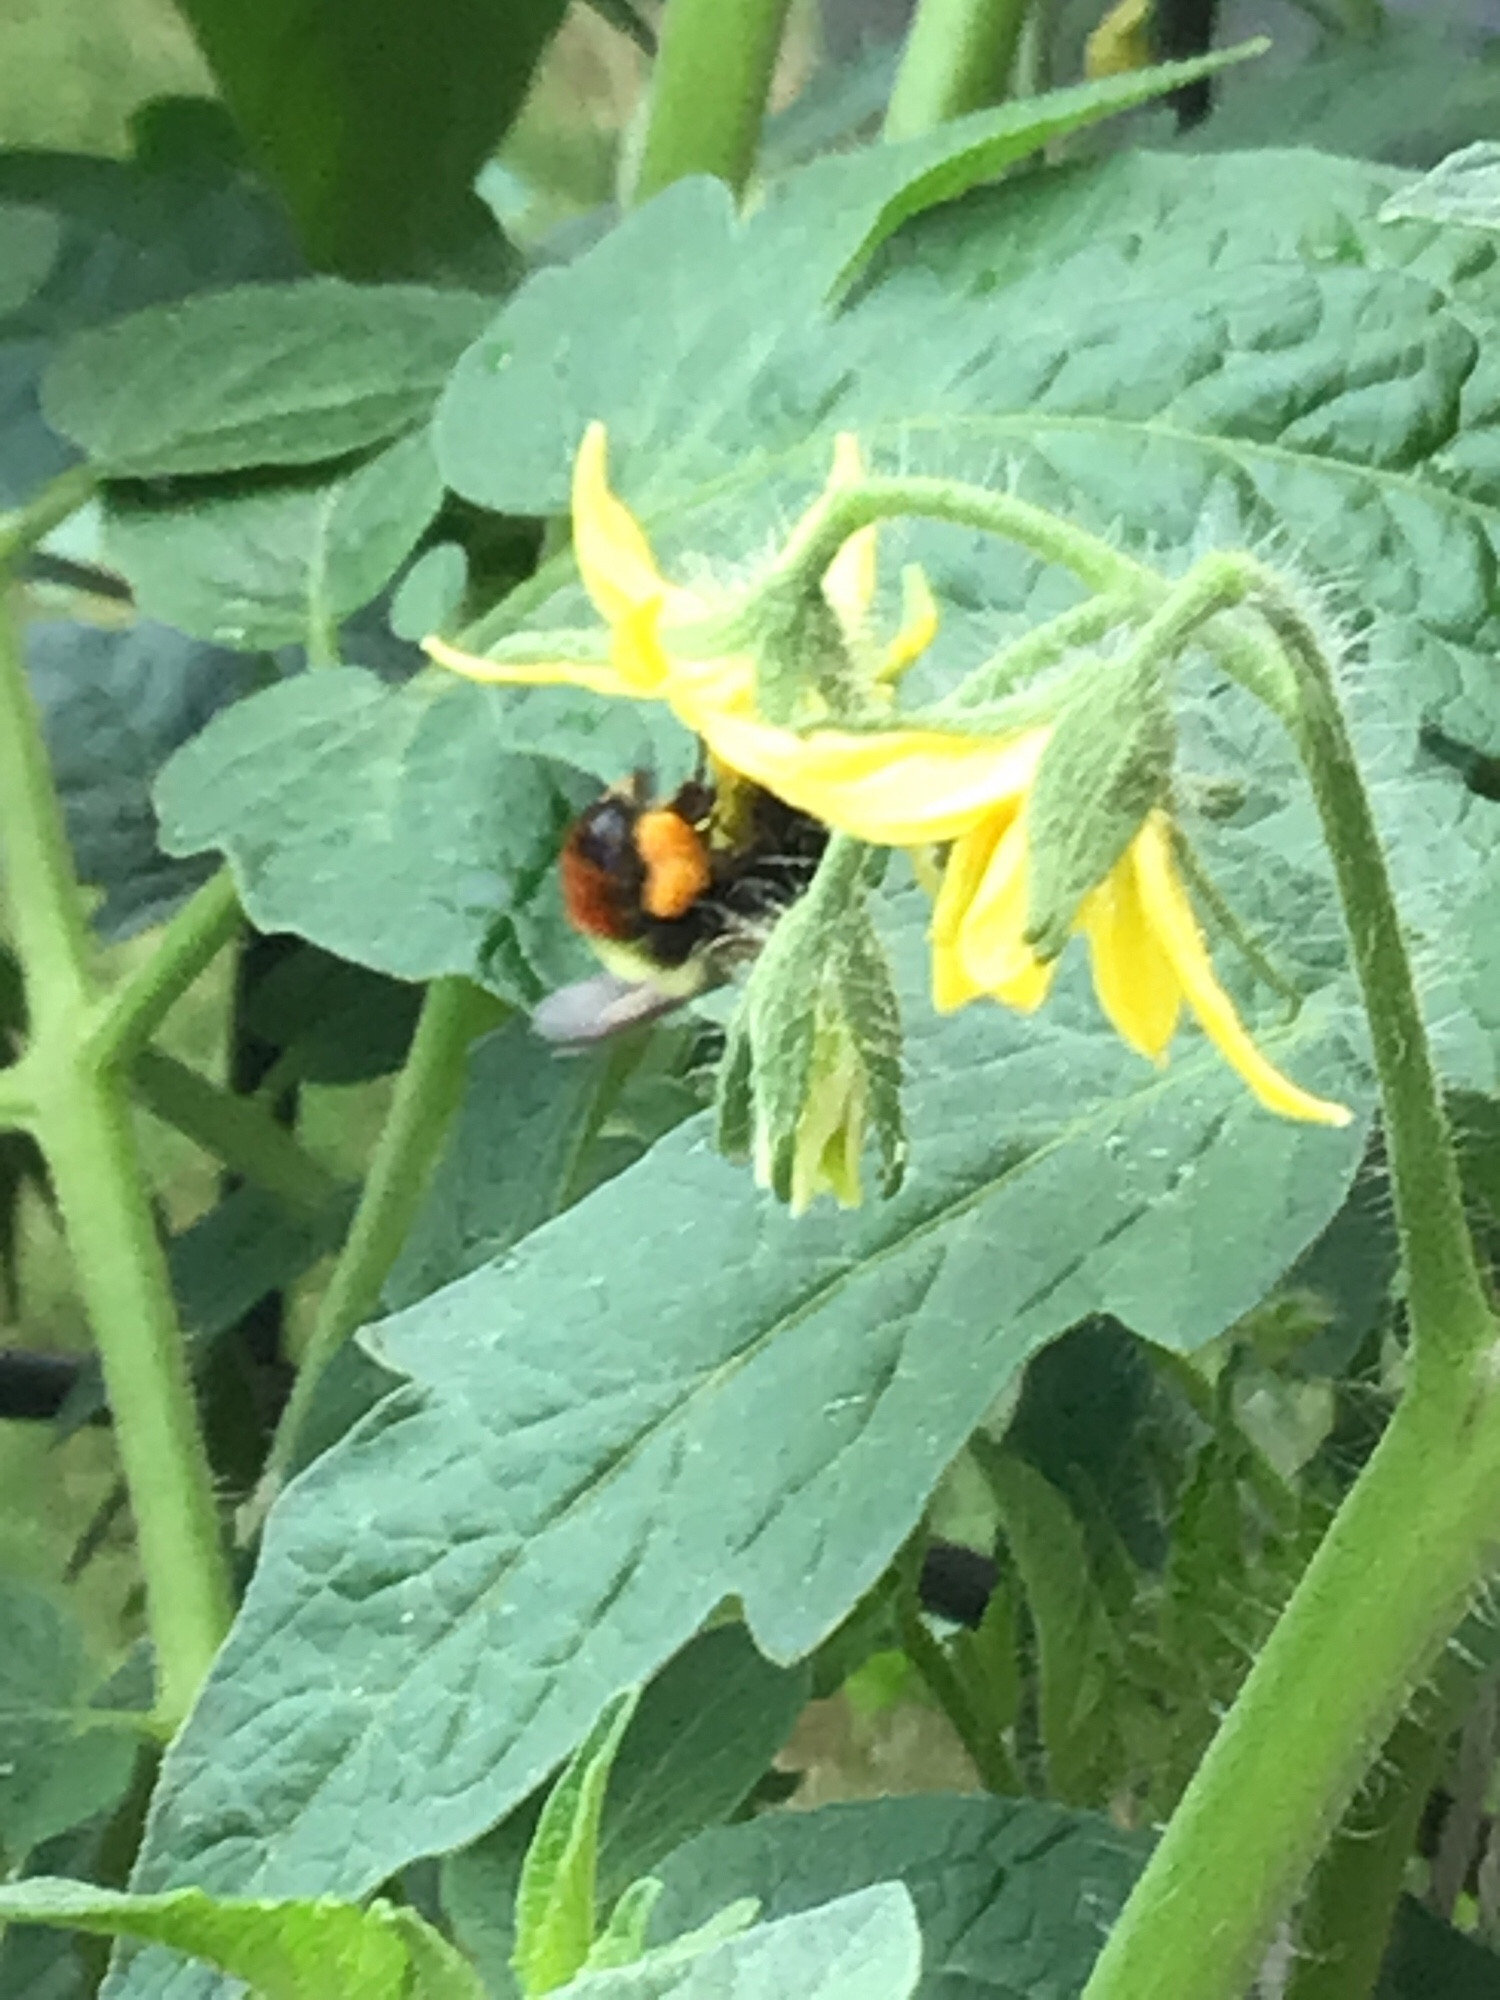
[530,971,692,1045]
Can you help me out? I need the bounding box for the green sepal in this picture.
[835,903,906,1200]
[744,574,868,728]
[511,1689,639,1996]
[1025,655,1175,960]
[713,838,905,1214]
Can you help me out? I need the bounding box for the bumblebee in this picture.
[534,771,827,1042]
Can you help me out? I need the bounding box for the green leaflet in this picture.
[0,1581,141,1869]
[102,430,445,651]
[43,279,492,478]
[0,1878,483,2000]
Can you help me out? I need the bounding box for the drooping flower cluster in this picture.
[427,423,1349,1131]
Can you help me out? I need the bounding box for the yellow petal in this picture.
[571,421,668,629]
[699,712,1050,845]
[956,812,1057,1011]
[1131,813,1353,1126]
[932,936,986,1013]
[822,434,877,633]
[611,593,674,694]
[880,565,940,682]
[423,634,634,699]
[932,815,1005,948]
[1078,843,1181,1059]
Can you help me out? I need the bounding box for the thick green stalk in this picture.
[1080,560,1498,1999]
[0,576,231,1728]
[250,975,495,1520]
[883,0,1030,140]
[632,0,795,203]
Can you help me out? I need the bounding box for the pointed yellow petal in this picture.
[880,566,940,682]
[1131,813,1353,1126]
[932,937,986,1013]
[952,812,1059,1011]
[1078,846,1181,1059]
[698,713,1050,845]
[423,634,633,698]
[571,421,668,629]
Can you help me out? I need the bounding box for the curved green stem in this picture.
[248,975,497,1528]
[632,0,795,204]
[89,869,243,1070]
[883,0,1031,141]
[0,466,98,569]
[1080,553,1497,1999]
[0,574,231,1729]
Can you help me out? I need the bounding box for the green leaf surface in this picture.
[152,667,598,1001]
[0,150,300,509]
[44,280,491,478]
[0,1820,117,2000]
[439,47,1267,520]
[173,0,563,278]
[443,1623,812,1997]
[0,202,60,316]
[0,1581,139,1866]
[560,1884,920,2000]
[240,946,423,1087]
[102,429,446,650]
[513,1693,637,1994]
[385,1020,619,1311]
[25,618,261,940]
[0,1878,484,2000]
[649,1795,1146,1998]
[983,1452,1122,1804]
[151,665,694,996]
[108,901,1365,2000]
[1381,141,1500,234]
[1378,1894,1500,1997]
[170,1183,356,1348]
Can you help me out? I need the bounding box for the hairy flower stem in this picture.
[632,0,795,203]
[1078,552,1499,2000]
[884,0,1031,140]
[249,975,497,1531]
[0,560,231,1729]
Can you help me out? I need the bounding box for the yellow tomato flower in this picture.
[697,714,1348,1126]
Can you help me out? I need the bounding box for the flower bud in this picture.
[716,840,905,1215]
